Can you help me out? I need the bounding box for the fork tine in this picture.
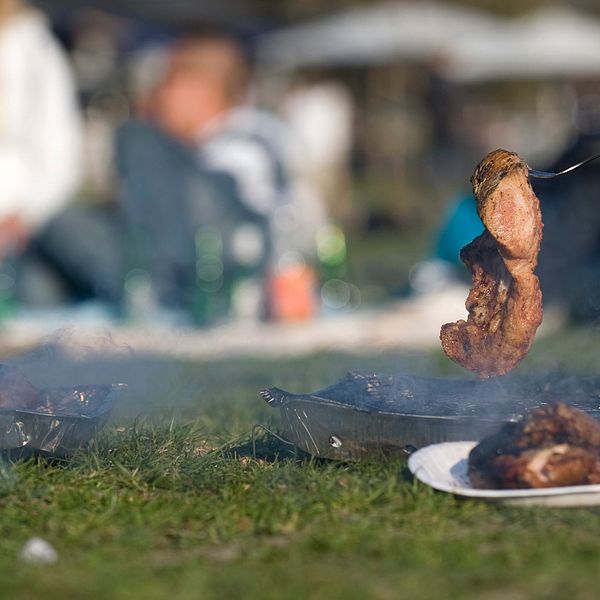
[528,151,600,179]
[528,169,559,179]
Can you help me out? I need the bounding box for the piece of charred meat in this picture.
[468,403,600,489]
[0,364,38,410]
[440,149,543,379]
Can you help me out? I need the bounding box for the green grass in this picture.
[4,327,600,599]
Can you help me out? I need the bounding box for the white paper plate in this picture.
[408,441,600,507]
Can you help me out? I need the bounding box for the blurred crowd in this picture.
[5,0,600,329]
[0,0,354,327]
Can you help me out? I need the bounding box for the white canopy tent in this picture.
[446,5,600,82]
[258,2,600,83]
[257,1,500,70]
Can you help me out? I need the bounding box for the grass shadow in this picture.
[222,425,309,463]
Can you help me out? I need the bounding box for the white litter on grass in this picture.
[20,537,58,564]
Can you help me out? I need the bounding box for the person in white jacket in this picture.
[0,0,82,257]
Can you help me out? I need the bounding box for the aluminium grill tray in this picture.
[0,383,126,457]
[261,372,600,461]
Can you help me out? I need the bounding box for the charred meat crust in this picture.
[470,150,527,210]
[468,403,600,489]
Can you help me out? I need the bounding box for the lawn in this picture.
[3,325,600,599]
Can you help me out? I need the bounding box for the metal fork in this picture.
[528,151,600,178]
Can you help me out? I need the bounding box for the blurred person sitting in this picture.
[117,31,323,325]
[0,0,82,307]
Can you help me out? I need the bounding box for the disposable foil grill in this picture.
[0,383,125,456]
[261,372,600,461]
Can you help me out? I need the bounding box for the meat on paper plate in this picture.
[468,403,600,489]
